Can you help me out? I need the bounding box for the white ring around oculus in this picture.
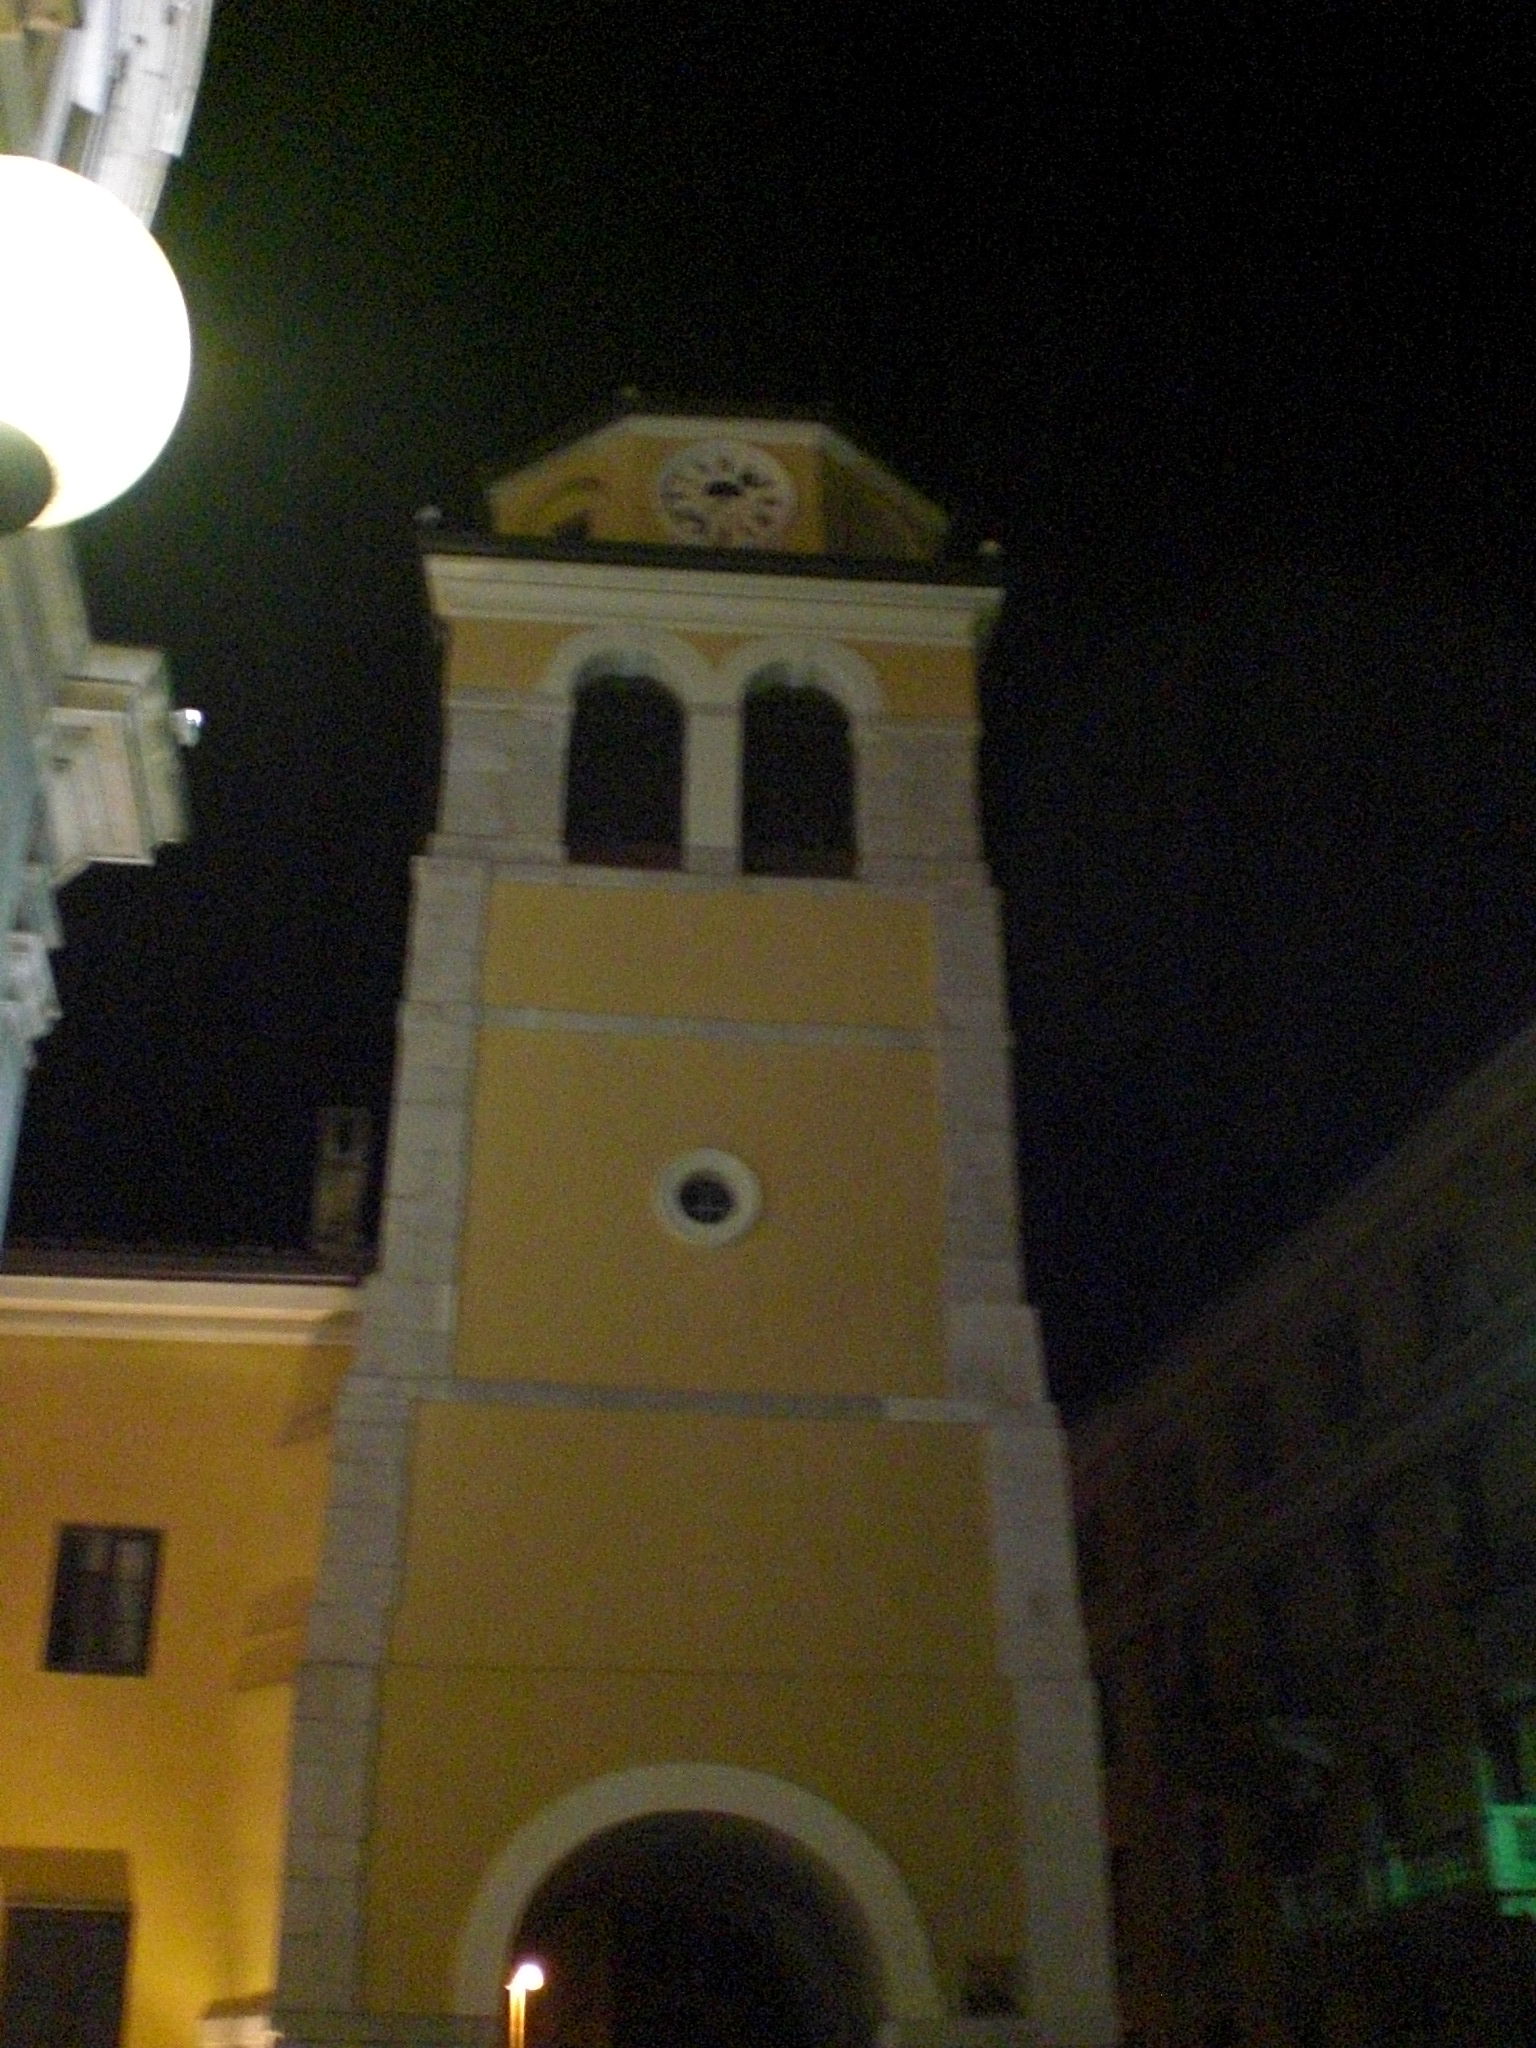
[653,1150,762,1246]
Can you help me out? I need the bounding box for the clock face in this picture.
[654,439,797,548]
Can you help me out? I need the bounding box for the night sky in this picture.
[10,2,1536,1413]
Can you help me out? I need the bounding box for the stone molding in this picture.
[479,1003,929,1051]
[423,551,1002,649]
[0,1273,358,1345]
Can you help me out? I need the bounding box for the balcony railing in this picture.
[1281,1804,1536,1935]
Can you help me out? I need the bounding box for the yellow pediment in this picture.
[485,410,948,562]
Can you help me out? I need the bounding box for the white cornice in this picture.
[0,1275,360,1347]
[423,553,1001,650]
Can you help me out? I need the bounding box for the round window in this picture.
[654,1150,761,1246]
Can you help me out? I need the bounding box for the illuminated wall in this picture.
[0,1280,353,2048]
[276,412,1118,2048]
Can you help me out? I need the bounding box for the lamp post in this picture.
[505,1960,545,2048]
[0,154,191,532]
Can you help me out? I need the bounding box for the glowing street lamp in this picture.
[0,155,191,533]
[505,1960,544,2048]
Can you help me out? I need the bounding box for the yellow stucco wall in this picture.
[365,1406,1019,2012]
[459,878,946,1394]
[455,1028,946,1395]
[392,1409,995,1674]
[0,1334,342,2048]
[481,880,934,1030]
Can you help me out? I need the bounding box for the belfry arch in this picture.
[452,1764,943,2031]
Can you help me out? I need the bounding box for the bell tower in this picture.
[274,410,1118,2048]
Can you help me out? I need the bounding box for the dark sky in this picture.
[11,1,1536,1412]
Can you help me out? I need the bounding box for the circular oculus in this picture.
[653,1149,762,1246]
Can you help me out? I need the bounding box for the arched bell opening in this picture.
[739,671,856,878]
[507,1809,882,2048]
[563,672,685,870]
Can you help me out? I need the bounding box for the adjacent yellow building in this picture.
[0,1272,355,2048]
[2,412,1118,2048]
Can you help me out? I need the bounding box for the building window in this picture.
[1343,1508,1387,1636]
[1153,1439,1200,1552]
[1308,1309,1366,1425]
[740,673,855,877]
[1251,1563,1306,1718]
[1096,1667,1120,1767]
[1228,1378,1276,1491]
[0,1907,129,2048]
[1478,1700,1534,1805]
[1411,1230,1484,1354]
[1443,1416,1536,1602]
[1179,1613,1218,1729]
[1365,1748,1408,1846]
[1077,1508,1106,1599]
[1444,1438,1496,1600]
[45,1527,161,1676]
[1191,1805,1232,1960]
[564,673,684,869]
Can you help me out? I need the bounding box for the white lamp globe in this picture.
[0,155,191,530]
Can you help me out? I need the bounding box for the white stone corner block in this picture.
[947,1300,1046,1405]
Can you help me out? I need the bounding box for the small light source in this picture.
[170,706,204,747]
[0,156,191,531]
[505,1961,545,2048]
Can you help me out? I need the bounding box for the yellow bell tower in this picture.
[274,410,1118,2048]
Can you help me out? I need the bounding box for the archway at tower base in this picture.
[511,1809,879,2048]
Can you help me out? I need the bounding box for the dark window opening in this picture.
[0,1907,129,2048]
[1308,1310,1366,1425]
[676,1172,735,1227]
[564,674,683,870]
[1251,1564,1307,1719]
[1095,1668,1119,1766]
[1365,1750,1407,1845]
[1412,1230,1484,1354]
[1446,1439,1496,1598]
[45,1527,160,1676]
[1343,1509,1386,1635]
[1192,1806,1231,1960]
[1182,1617,1218,1729]
[740,677,855,878]
[1479,1701,1531,1804]
[1228,1379,1276,1491]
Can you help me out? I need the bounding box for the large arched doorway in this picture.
[510,1811,881,2048]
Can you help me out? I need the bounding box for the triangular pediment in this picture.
[485,409,948,562]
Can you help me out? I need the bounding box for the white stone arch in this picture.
[724,637,876,877]
[534,626,719,711]
[451,1762,943,2024]
[536,628,731,867]
[716,634,886,722]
